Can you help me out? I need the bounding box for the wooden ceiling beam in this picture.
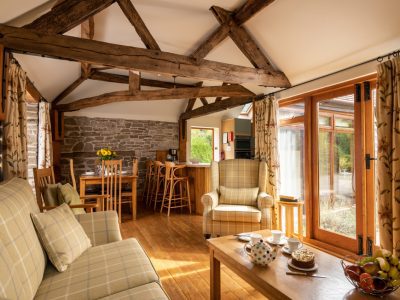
[211,6,274,71]
[81,16,95,77]
[0,25,290,87]
[180,96,252,120]
[52,76,86,105]
[191,0,275,60]
[117,0,160,50]
[89,71,195,88]
[56,84,254,112]
[200,97,208,106]
[23,0,115,34]
[26,76,45,102]
[185,98,196,112]
[129,71,140,93]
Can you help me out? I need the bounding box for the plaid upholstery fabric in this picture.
[258,192,274,208]
[210,161,219,191]
[31,203,92,272]
[219,159,259,188]
[35,238,159,300]
[0,178,46,300]
[0,241,28,299]
[258,160,267,193]
[75,211,122,246]
[100,282,169,300]
[212,205,261,223]
[219,186,259,206]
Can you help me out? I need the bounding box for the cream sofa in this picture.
[201,159,274,238]
[0,177,168,300]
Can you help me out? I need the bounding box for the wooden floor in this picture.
[120,208,266,300]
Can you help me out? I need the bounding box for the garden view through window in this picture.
[190,128,214,163]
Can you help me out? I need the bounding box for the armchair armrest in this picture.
[201,191,219,213]
[75,211,122,246]
[257,192,274,209]
[43,203,99,213]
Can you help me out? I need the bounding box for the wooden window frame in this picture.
[278,74,378,258]
[190,127,215,162]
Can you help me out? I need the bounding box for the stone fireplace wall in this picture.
[61,116,179,200]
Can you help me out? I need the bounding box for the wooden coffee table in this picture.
[207,230,400,300]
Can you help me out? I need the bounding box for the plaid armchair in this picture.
[201,159,274,238]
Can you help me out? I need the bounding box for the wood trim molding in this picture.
[0,45,5,120]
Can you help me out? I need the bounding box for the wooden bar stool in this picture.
[150,161,165,211]
[143,160,154,206]
[277,200,304,241]
[160,162,191,216]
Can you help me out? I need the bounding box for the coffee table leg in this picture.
[210,249,221,300]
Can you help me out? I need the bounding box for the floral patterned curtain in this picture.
[38,101,53,168]
[4,60,28,179]
[254,95,280,225]
[376,57,400,256]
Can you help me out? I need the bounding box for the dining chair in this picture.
[121,158,138,211]
[144,160,155,207]
[33,166,99,213]
[101,160,123,223]
[150,161,165,211]
[160,162,191,216]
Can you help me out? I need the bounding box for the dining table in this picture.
[79,173,138,220]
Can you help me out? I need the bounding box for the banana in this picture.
[389,266,400,280]
[373,249,384,259]
[390,279,400,287]
[376,257,391,272]
[382,249,392,258]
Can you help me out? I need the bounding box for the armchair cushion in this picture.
[31,203,92,272]
[212,204,262,223]
[257,192,274,208]
[43,183,61,206]
[219,186,259,206]
[57,183,85,214]
[75,211,122,246]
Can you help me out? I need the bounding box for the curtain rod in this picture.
[263,48,400,98]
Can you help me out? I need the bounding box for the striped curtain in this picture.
[38,101,53,168]
[254,95,280,226]
[376,57,400,256]
[4,60,28,179]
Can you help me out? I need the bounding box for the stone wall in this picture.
[61,116,179,200]
[27,103,38,189]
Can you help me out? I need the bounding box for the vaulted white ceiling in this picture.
[2,0,400,121]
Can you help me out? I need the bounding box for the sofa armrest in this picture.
[257,192,274,209]
[75,211,122,246]
[201,191,219,213]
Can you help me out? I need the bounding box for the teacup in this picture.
[250,233,262,245]
[271,230,283,243]
[287,237,303,252]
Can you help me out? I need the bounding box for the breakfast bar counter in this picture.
[180,163,211,214]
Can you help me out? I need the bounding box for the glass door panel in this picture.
[314,92,360,252]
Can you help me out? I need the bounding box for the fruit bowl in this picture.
[341,255,400,297]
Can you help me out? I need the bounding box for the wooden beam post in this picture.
[179,118,187,162]
[26,77,46,103]
[52,76,86,105]
[0,24,290,87]
[129,70,140,93]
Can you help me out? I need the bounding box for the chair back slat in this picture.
[69,159,77,190]
[33,166,56,211]
[101,160,122,219]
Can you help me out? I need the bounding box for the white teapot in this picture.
[247,239,277,266]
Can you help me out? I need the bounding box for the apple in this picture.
[363,262,379,275]
[359,273,374,293]
[345,265,362,282]
[373,277,387,291]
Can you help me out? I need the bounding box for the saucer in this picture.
[282,245,303,255]
[236,233,252,242]
[83,171,95,176]
[266,236,286,246]
[288,259,319,272]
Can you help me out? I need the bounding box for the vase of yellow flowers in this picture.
[96,148,117,174]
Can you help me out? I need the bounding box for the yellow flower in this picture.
[113,151,117,156]
[101,149,107,156]
[96,150,100,156]
[107,150,112,156]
